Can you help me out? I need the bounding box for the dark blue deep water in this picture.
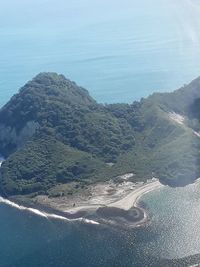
[2,183,200,266]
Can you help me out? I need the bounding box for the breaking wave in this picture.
[0,196,99,225]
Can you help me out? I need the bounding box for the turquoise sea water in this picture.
[1,0,200,106]
[1,0,200,266]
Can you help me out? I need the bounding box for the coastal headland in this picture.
[0,72,200,228]
[10,176,163,227]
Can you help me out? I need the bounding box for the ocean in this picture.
[1,0,200,106]
[2,183,200,266]
[1,0,200,266]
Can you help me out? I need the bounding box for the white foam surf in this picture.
[83,218,100,225]
[47,213,99,225]
[0,196,99,225]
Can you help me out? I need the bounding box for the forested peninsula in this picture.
[0,72,200,198]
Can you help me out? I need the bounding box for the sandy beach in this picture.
[4,175,164,227]
[57,178,164,227]
[108,179,163,210]
[65,178,163,214]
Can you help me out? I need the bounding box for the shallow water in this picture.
[140,182,200,260]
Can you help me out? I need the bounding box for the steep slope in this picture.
[117,108,200,186]
[0,73,135,160]
[145,76,200,114]
[0,136,107,196]
[0,73,136,196]
[187,96,200,133]
[125,78,200,186]
[105,77,200,186]
[0,72,95,156]
[0,72,200,197]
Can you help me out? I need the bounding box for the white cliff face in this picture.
[168,111,200,139]
[193,131,200,137]
[168,112,185,125]
[0,157,4,167]
[0,121,39,149]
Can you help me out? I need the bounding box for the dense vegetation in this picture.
[0,73,135,161]
[0,136,110,196]
[0,72,200,196]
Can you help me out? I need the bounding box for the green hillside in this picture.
[0,72,200,197]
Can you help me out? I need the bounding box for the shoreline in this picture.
[0,196,100,225]
[65,179,163,213]
[0,177,164,228]
[108,179,163,210]
[63,178,163,227]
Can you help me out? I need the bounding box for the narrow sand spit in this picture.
[108,180,163,210]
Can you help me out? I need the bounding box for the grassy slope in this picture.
[116,97,200,186]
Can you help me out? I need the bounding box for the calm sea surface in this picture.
[1,0,200,266]
[1,0,200,106]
